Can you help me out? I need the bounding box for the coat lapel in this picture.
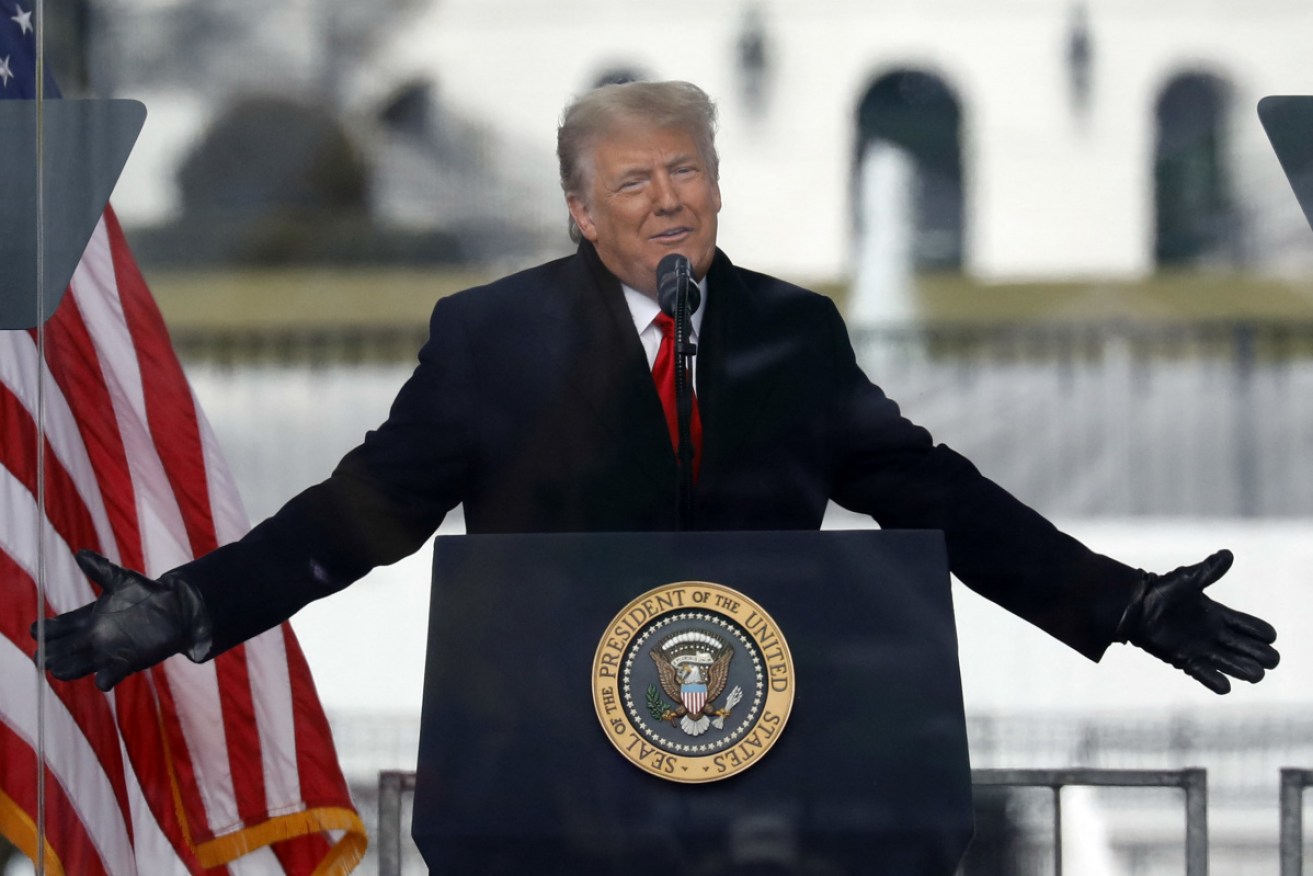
[554,244,781,499]
[696,250,780,493]
[562,243,678,488]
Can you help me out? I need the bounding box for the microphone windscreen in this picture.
[656,254,696,317]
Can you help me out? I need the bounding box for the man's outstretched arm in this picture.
[823,303,1279,693]
[36,547,1280,696]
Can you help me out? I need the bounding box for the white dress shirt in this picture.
[622,278,709,384]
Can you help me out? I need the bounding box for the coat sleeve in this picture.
[821,300,1140,661]
[184,294,479,655]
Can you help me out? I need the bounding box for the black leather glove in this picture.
[32,550,213,691]
[1117,549,1279,694]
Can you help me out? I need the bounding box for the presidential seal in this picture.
[591,581,795,783]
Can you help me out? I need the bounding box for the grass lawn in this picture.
[143,266,1313,331]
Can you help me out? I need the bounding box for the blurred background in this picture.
[15,0,1313,873]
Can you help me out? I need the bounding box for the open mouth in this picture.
[652,227,691,241]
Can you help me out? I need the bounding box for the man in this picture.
[37,81,1277,697]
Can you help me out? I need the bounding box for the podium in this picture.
[413,530,973,874]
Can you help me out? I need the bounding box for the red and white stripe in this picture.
[1,209,364,875]
[681,688,708,717]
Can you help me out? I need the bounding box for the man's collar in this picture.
[621,276,709,336]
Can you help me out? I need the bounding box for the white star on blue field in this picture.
[10,3,31,36]
[1,2,45,97]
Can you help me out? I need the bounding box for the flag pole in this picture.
[33,1,47,873]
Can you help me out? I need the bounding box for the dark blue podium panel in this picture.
[0,100,145,328]
[1259,96,1313,234]
[414,530,972,875]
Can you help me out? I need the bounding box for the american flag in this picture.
[1,5,365,873]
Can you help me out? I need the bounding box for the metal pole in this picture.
[1280,769,1310,876]
[1183,767,1208,876]
[34,5,48,871]
[1233,322,1258,517]
[1053,785,1063,876]
[378,771,404,876]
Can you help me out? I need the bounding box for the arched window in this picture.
[1154,72,1240,267]
[855,70,964,271]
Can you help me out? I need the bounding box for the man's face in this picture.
[567,122,721,299]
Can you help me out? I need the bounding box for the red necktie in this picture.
[652,312,702,479]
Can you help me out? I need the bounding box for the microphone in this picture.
[656,254,700,319]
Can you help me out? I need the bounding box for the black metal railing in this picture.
[968,767,1208,876]
[1281,768,1313,875]
[374,767,1216,876]
[177,319,1313,518]
[849,320,1313,517]
[376,770,417,876]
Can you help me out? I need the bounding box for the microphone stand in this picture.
[673,265,697,530]
[656,253,700,531]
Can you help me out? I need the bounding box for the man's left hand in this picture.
[1118,549,1279,694]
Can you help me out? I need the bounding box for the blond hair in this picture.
[557,80,719,242]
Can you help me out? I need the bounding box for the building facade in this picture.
[353,0,1313,283]
[99,0,1313,284]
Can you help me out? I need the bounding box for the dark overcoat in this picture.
[188,243,1139,659]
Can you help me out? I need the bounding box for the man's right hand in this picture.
[32,550,213,691]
